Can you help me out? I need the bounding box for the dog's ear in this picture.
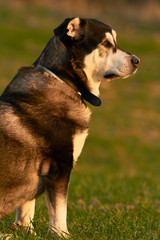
[54,18,72,36]
[54,17,84,40]
[66,17,84,39]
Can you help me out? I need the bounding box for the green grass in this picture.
[0,2,160,239]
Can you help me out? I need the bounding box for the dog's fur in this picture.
[0,18,139,236]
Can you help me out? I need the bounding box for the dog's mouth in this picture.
[104,73,119,80]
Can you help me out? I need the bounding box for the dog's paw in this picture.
[8,222,19,231]
[49,227,70,239]
[9,222,36,236]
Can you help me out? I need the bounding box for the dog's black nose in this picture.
[131,55,140,67]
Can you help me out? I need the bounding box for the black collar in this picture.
[80,89,101,106]
[37,65,101,107]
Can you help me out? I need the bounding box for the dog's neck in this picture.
[37,65,101,107]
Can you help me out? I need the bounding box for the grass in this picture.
[0,1,160,239]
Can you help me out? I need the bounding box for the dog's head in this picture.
[35,17,140,105]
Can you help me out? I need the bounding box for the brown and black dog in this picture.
[0,18,140,237]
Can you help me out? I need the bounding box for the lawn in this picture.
[0,1,160,239]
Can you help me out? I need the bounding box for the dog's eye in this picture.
[102,40,112,47]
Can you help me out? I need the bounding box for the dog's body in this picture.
[0,18,139,236]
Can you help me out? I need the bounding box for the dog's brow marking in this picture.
[105,32,114,45]
[112,30,117,42]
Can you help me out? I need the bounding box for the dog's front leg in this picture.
[15,199,35,233]
[45,172,71,238]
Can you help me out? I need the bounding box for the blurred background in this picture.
[0,0,159,86]
[0,0,160,238]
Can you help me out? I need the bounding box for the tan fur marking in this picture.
[15,199,35,233]
[83,48,102,96]
[46,191,69,237]
[73,130,88,165]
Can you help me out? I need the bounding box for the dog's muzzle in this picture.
[104,55,140,80]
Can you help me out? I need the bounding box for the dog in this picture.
[0,17,140,237]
